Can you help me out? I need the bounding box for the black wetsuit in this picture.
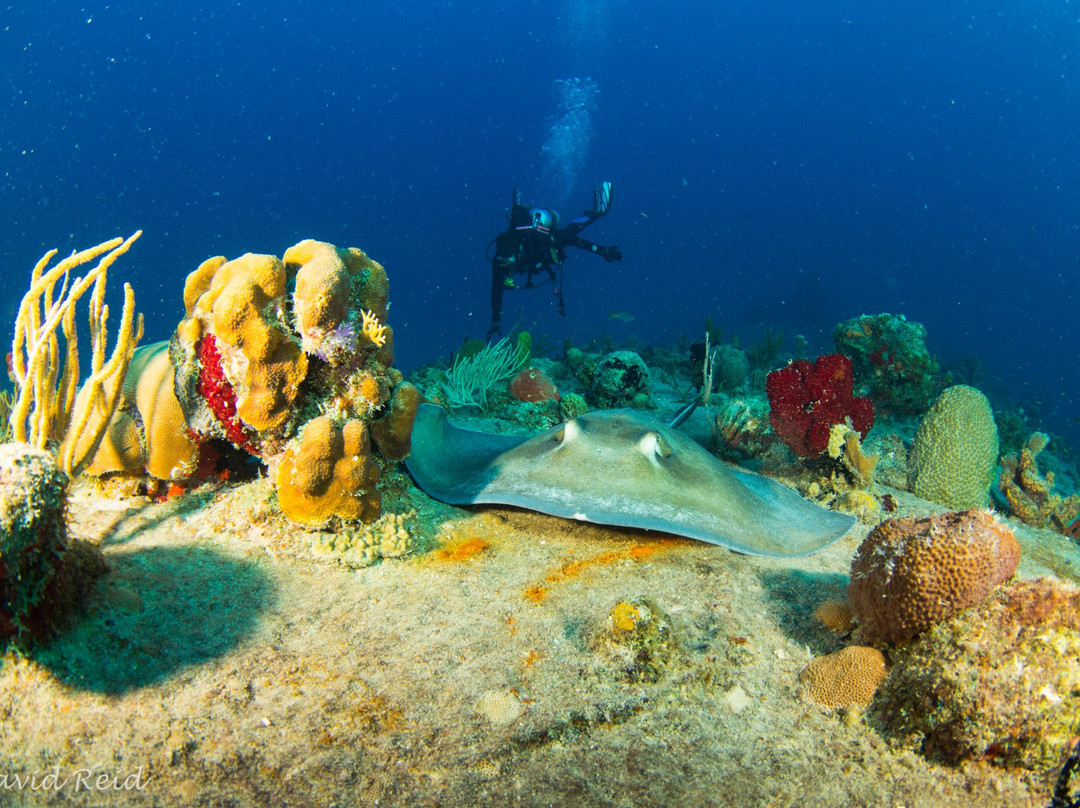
[488,208,620,337]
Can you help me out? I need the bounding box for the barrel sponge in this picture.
[799,646,887,708]
[283,239,352,344]
[0,444,69,645]
[275,416,381,527]
[371,381,423,462]
[910,385,999,509]
[848,509,1020,646]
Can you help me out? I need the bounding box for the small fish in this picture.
[607,311,635,323]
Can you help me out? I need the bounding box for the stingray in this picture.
[405,404,855,557]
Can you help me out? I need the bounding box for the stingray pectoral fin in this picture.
[404,404,529,504]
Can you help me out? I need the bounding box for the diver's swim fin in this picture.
[593,181,613,217]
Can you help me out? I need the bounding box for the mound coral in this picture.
[765,354,874,457]
[799,646,887,708]
[833,313,939,415]
[875,577,1080,778]
[848,509,1020,646]
[275,416,381,528]
[587,350,650,409]
[998,432,1080,533]
[909,385,999,509]
[0,444,70,647]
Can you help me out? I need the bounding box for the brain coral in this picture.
[799,645,887,708]
[848,509,1020,646]
[909,385,999,509]
[874,577,1080,778]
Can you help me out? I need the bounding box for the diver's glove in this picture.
[599,245,622,262]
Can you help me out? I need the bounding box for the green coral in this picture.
[0,443,70,648]
[874,578,1080,781]
[834,313,940,414]
[910,385,999,509]
[559,392,589,421]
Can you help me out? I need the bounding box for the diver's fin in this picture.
[593,181,613,217]
[667,395,702,430]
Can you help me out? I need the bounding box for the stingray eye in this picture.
[554,420,579,446]
[638,431,672,460]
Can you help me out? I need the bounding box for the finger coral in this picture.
[848,509,1020,645]
[275,416,381,528]
[766,353,874,457]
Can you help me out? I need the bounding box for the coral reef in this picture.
[371,382,423,463]
[765,354,874,457]
[0,444,71,647]
[827,423,878,488]
[909,385,999,509]
[559,392,589,421]
[587,350,651,408]
[874,577,1080,779]
[274,416,381,528]
[442,336,529,411]
[711,395,776,460]
[848,509,1020,646]
[813,599,856,633]
[998,432,1080,533]
[799,646,887,708]
[833,313,940,415]
[75,239,414,527]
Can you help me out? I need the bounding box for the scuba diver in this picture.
[486,182,622,339]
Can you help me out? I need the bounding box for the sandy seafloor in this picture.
[2,408,1079,808]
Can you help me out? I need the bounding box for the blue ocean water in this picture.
[2,1,1077,449]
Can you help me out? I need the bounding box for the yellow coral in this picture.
[799,646,887,708]
[813,599,855,633]
[275,416,381,527]
[181,252,308,435]
[610,601,643,632]
[310,510,416,567]
[999,431,1080,532]
[910,385,998,509]
[371,381,422,462]
[361,309,389,348]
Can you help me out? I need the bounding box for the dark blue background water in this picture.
[3,1,1077,446]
